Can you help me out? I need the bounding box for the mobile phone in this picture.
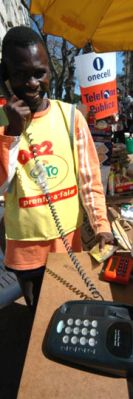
[43,300,133,377]
[103,255,133,284]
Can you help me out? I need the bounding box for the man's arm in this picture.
[0,95,31,194]
[0,127,20,194]
[75,109,113,248]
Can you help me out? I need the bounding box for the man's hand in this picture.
[4,95,31,136]
[96,232,114,251]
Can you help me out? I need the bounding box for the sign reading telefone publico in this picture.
[75,52,118,120]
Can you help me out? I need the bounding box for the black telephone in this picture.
[43,299,133,377]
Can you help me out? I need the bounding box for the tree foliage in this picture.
[43,34,81,102]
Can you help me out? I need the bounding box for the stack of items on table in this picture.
[107,143,133,196]
[81,203,132,257]
[108,206,132,251]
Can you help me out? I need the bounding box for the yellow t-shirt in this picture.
[5,99,83,241]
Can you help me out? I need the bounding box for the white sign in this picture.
[75,51,117,119]
[75,52,116,87]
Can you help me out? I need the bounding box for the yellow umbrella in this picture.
[30,0,133,51]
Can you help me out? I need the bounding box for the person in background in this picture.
[117,88,124,116]
[126,103,133,133]
[0,26,113,312]
[111,88,126,143]
[124,90,133,131]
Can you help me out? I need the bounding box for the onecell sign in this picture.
[75,52,118,120]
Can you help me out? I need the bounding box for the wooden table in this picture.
[17,252,133,399]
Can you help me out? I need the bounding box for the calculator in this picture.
[103,255,133,284]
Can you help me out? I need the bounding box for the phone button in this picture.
[73,327,80,335]
[75,319,82,326]
[62,335,69,344]
[90,328,97,337]
[65,327,71,334]
[67,318,73,326]
[80,337,86,345]
[71,336,78,345]
[89,338,95,347]
[81,328,88,336]
[56,320,65,333]
[83,319,90,327]
[92,320,98,328]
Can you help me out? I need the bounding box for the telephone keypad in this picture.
[57,318,99,350]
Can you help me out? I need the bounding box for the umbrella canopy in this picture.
[30,0,133,51]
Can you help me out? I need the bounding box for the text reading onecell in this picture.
[88,69,111,82]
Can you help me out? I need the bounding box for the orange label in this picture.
[19,185,77,208]
[80,80,118,120]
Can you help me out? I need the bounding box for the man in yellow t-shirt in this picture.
[0,26,113,312]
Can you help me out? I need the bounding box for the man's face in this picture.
[6,43,50,112]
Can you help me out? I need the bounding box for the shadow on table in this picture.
[0,301,33,399]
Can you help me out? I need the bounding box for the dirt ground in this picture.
[0,296,34,399]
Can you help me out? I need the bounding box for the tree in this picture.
[43,34,81,102]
